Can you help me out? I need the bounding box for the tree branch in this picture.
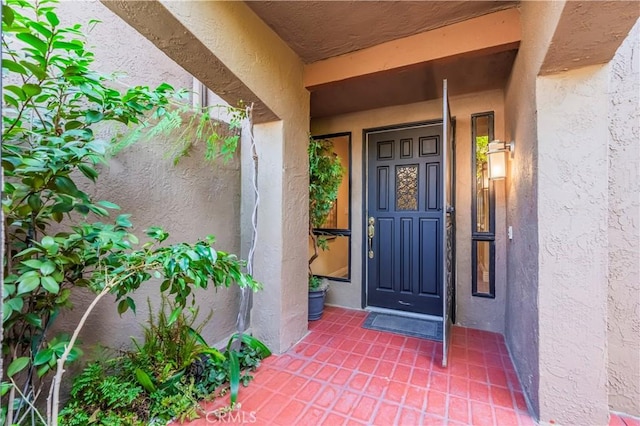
[9,379,46,426]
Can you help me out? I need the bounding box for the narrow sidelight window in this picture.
[471,113,495,297]
[310,133,352,281]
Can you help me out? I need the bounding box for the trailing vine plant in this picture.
[1,0,261,424]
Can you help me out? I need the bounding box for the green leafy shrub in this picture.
[1,0,256,423]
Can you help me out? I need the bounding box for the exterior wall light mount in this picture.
[487,140,514,180]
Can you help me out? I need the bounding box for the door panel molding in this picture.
[365,120,445,316]
[419,218,440,296]
[360,119,444,310]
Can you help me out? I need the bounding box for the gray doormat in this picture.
[363,312,443,342]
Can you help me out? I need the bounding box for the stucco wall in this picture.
[311,89,508,334]
[54,1,242,358]
[507,3,639,423]
[120,0,312,353]
[607,19,640,417]
[503,1,565,416]
[537,64,611,426]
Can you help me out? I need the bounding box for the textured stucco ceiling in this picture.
[310,48,518,118]
[245,1,519,63]
[540,1,640,75]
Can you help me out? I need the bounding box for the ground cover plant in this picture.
[58,299,270,425]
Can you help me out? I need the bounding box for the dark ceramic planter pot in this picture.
[308,289,326,321]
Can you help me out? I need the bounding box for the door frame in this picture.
[360,119,448,313]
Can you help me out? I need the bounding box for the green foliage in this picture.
[308,275,330,292]
[134,298,218,385]
[59,355,151,425]
[308,136,344,229]
[59,302,271,424]
[226,332,272,359]
[308,136,343,286]
[1,0,259,423]
[111,102,247,166]
[309,275,321,291]
[476,135,489,178]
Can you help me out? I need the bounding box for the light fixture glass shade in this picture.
[488,141,507,180]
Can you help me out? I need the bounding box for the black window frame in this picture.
[311,132,352,282]
[471,112,496,298]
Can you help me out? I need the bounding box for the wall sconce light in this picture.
[488,140,514,180]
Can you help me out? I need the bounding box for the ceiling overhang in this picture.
[247,1,521,118]
[311,48,518,118]
[541,1,640,75]
[304,8,521,117]
[304,8,521,90]
[246,1,518,63]
[102,0,279,123]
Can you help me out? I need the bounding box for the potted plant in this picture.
[308,276,330,320]
[308,136,344,320]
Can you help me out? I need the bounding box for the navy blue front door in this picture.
[366,124,443,316]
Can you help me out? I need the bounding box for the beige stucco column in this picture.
[534,3,639,423]
[536,64,611,425]
[505,2,639,423]
[102,0,311,353]
[606,20,640,417]
[250,121,309,352]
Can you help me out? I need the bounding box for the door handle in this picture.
[368,217,375,258]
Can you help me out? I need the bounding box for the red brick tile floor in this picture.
[610,414,640,426]
[177,307,638,426]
